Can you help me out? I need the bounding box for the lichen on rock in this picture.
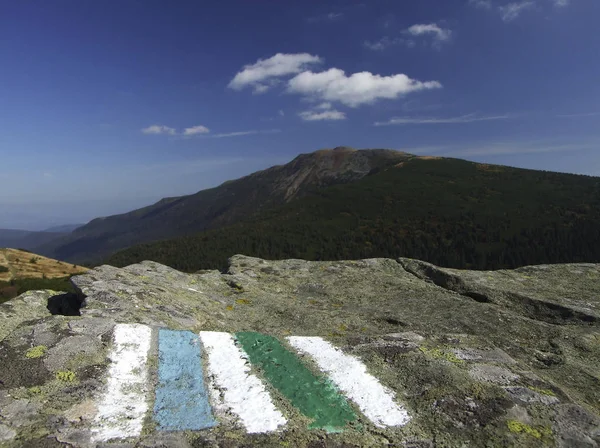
[0,254,598,447]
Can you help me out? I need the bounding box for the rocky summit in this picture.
[0,255,599,447]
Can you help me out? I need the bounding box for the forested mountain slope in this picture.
[107,157,600,272]
[0,229,67,251]
[37,147,410,263]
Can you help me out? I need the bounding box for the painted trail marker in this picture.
[154,329,216,431]
[235,332,357,432]
[199,331,287,433]
[91,323,152,442]
[287,336,411,427]
[91,326,410,442]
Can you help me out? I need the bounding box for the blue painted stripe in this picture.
[154,329,217,431]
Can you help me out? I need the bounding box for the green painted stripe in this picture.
[235,332,356,432]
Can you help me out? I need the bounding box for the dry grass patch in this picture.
[0,249,88,281]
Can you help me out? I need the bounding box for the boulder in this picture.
[0,255,598,447]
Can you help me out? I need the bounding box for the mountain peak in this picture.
[37,148,413,263]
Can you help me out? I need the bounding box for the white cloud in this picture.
[210,129,281,138]
[252,84,270,94]
[141,123,280,138]
[298,101,346,121]
[557,112,599,118]
[278,110,285,117]
[307,12,344,23]
[374,113,510,126]
[299,109,346,121]
[141,125,176,135]
[405,23,452,42]
[287,68,442,107]
[228,53,322,91]
[363,37,415,51]
[142,124,210,136]
[315,102,332,110]
[183,125,210,136]
[469,0,493,9]
[499,2,535,21]
[552,0,569,7]
[364,39,389,51]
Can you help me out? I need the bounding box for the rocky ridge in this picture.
[0,255,599,447]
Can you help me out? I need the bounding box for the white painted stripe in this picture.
[199,331,287,433]
[91,323,152,442]
[287,336,411,428]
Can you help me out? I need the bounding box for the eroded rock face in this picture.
[0,255,599,447]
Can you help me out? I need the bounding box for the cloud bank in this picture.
[299,103,346,121]
[229,53,442,111]
[141,124,276,138]
[499,2,535,21]
[287,68,441,107]
[228,53,322,93]
[183,125,210,136]
[375,113,509,126]
[405,23,452,42]
[141,125,176,135]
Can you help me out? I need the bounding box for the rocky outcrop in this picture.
[0,255,599,447]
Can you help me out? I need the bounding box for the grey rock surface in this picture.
[0,255,599,447]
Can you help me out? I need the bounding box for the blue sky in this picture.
[1,0,598,230]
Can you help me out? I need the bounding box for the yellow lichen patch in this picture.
[28,386,42,395]
[235,298,252,305]
[226,305,234,311]
[25,345,48,359]
[470,382,486,400]
[507,420,552,439]
[55,370,77,382]
[529,386,556,396]
[419,346,465,365]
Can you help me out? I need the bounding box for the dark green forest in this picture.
[106,158,600,273]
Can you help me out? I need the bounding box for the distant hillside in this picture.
[43,223,84,233]
[107,156,600,272]
[36,147,411,263]
[0,229,67,251]
[0,248,88,303]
